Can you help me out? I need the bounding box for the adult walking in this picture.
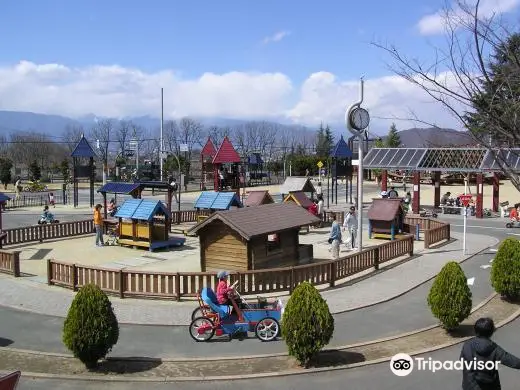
[328,215,341,259]
[343,206,358,250]
[93,204,104,247]
[460,317,520,389]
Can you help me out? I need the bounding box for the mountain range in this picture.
[0,110,476,147]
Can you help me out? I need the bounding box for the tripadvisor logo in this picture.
[390,353,500,376]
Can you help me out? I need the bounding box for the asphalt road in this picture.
[14,311,520,390]
[0,222,500,358]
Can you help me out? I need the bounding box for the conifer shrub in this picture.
[281,281,334,367]
[427,261,472,330]
[63,284,119,369]
[491,237,520,300]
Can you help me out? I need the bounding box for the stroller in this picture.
[105,223,119,245]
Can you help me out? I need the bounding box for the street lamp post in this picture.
[345,77,370,252]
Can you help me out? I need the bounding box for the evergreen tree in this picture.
[324,124,334,155]
[385,123,401,147]
[28,161,41,181]
[0,158,12,190]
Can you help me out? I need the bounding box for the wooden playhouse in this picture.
[367,198,405,240]
[114,199,185,251]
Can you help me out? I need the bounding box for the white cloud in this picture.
[417,0,519,35]
[0,60,467,133]
[261,30,291,44]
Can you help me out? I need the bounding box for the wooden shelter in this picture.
[330,135,353,205]
[187,202,319,271]
[367,198,405,240]
[283,191,313,209]
[279,177,315,198]
[114,199,185,251]
[200,137,216,190]
[71,135,96,207]
[244,190,274,207]
[212,137,242,197]
[246,153,268,186]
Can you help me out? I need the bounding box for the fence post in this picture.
[415,224,420,240]
[409,235,415,255]
[12,251,20,277]
[289,268,294,293]
[119,270,125,299]
[374,247,380,270]
[72,264,78,291]
[47,259,53,285]
[175,273,181,301]
[424,230,430,249]
[329,261,336,287]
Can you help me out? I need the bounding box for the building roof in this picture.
[188,202,320,240]
[97,182,141,194]
[283,191,314,209]
[194,191,243,210]
[279,177,315,194]
[0,192,11,203]
[114,199,170,221]
[243,190,274,206]
[331,135,353,158]
[212,136,241,164]
[367,198,403,221]
[201,137,217,158]
[247,153,263,165]
[71,136,97,158]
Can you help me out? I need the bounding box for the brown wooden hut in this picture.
[187,202,319,271]
[283,191,313,209]
[367,198,405,240]
[244,190,274,207]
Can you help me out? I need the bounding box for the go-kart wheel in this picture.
[191,306,211,320]
[432,213,438,218]
[255,317,280,342]
[506,223,513,228]
[189,316,215,342]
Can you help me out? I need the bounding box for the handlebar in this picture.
[231,280,239,289]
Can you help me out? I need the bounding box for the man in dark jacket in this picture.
[460,317,520,389]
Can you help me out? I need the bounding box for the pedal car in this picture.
[189,281,283,342]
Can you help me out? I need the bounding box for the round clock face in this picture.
[350,107,370,130]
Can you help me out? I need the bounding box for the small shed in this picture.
[279,177,315,197]
[187,202,320,271]
[367,198,405,240]
[194,191,243,211]
[283,191,313,209]
[244,190,274,207]
[114,199,185,251]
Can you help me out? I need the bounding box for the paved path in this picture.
[0,230,498,358]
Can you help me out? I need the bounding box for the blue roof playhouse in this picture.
[194,191,243,211]
[114,199,185,251]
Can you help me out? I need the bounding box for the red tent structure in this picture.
[212,137,242,197]
[200,137,217,190]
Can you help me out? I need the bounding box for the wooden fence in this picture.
[171,209,211,225]
[403,216,450,249]
[0,250,20,277]
[47,234,414,300]
[2,220,94,247]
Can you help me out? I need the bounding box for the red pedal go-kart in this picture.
[189,280,283,342]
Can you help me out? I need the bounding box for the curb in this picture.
[2,292,498,362]
[16,297,520,383]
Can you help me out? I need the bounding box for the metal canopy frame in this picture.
[363,148,520,173]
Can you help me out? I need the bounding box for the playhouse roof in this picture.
[114,199,170,221]
[194,191,243,210]
[367,198,403,221]
[283,191,313,209]
[331,135,353,158]
[212,136,241,164]
[0,192,11,203]
[97,182,140,194]
[201,137,216,158]
[71,136,97,158]
[279,177,315,194]
[188,202,320,240]
[244,190,274,207]
[247,153,263,165]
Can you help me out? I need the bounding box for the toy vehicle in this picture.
[189,281,283,342]
[506,221,520,228]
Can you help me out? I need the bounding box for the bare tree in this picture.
[207,125,230,148]
[372,0,520,188]
[178,117,203,178]
[116,120,132,155]
[90,119,113,180]
[62,124,84,154]
[163,120,180,153]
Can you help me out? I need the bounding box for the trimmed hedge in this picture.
[63,284,119,368]
[427,261,472,330]
[491,237,520,299]
[281,281,334,367]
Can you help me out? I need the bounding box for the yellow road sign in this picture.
[317,161,323,168]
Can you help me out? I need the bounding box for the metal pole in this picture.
[327,161,330,208]
[357,138,363,251]
[176,155,181,212]
[463,206,467,255]
[160,88,164,182]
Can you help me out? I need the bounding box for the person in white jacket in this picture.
[343,206,358,249]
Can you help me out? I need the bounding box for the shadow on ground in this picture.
[0,337,13,347]
[95,357,162,374]
[448,324,475,338]
[312,350,365,367]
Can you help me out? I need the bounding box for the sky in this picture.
[0,0,519,134]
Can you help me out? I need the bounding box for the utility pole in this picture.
[160,88,164,182]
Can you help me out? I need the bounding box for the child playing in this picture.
[49,192,55,208]
[216,271,234,305]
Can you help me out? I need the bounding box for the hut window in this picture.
[267,233,281,252]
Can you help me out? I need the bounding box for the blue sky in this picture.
[0,0,519,131]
